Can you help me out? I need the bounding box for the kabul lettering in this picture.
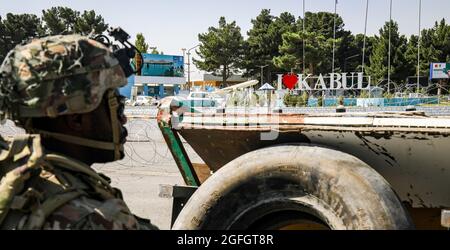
[277,73,371,90]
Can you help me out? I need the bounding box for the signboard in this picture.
[141,54,184,77]
[430,63,450,79]
[277,73,371,90]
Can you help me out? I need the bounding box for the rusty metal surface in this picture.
[179,127,450,208]
[179,129,310,171]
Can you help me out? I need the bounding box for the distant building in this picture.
[191,74,249,90]
[119,53,185,99]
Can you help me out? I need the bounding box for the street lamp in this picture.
[181,48,187,90]
[361,0,370,74]
[187,44,200,89]
[416,0,422,93]
[181,48,186,61]
[256,65,269,86]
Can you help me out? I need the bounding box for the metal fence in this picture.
[0,118,178,169]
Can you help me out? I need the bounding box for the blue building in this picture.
[119,53,186,99]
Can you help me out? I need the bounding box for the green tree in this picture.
[266,12,296,79]
[195,16,245,86]
[273,12,347,75]
[41,7,79,35]
[404,19,450,97]
[405,35,430,78]
[300,12,345,38]
[42,7,107,36]
[367,21,409,84]
[135,33,149,53]
[243,10,296,82]
[406,19,450,78]
[243,9,274,81]
[345,34,375,72]
[151,47,162,54]
[432,19,450,62]
[74,10,108,35]
[0,8,109,63]
[0,13,43,62]
[274,30,333,75]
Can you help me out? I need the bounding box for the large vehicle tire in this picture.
[172,145,414,230]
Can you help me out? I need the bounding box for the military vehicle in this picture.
[158,94,449,230]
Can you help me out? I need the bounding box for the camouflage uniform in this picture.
[0,35,158,229]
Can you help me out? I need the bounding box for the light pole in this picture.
[187,44,200,89]
[388,0,393,93]
[361,0,369,74]
[417,0,422,93]
[181,48,186,90]
[332,0,338,74]
[181,48,186,63]
[302,0,306,73]
[257,65,269,86]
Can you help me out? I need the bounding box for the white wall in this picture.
[134,76,186,85]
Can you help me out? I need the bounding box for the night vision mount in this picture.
[94,27,143,77]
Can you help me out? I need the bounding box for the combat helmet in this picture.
[0,34,128,160]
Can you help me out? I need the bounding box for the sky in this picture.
[1,0,449,80]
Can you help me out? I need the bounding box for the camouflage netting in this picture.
[0,34,127,122]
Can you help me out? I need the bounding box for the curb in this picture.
[126,115,155,120]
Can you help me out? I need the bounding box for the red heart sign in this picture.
[282,74,298,89]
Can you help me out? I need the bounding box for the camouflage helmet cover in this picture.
[0,34,127,121]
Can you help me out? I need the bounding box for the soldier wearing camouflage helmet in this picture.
[0,34,157,229]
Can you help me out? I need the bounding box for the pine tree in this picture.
[135,33,149,53]
[42,7,108,36]
[41,7,79,35]
[195,17,245,86]
[432,19,450,62]
[243,10,296,82]
[0,13,43,62]
[367,21,409,84]
[74,10,108,35]
[243,9,274,80]
[273,12,347,75]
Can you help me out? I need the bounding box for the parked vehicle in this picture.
[158,96,450,230]
[133,95,153,106]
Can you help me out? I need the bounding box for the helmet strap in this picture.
[107,89,122,161]
[28,89,124,160]
[34,129,122,152]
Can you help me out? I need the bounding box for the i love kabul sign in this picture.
[278,72,371,90]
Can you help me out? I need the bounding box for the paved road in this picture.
[94,119,204,230]
[92,122,204,229]
[93,161,184,230]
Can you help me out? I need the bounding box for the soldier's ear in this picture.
[64,114,83,131]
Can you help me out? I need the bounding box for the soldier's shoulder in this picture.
[43,195,142,230]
